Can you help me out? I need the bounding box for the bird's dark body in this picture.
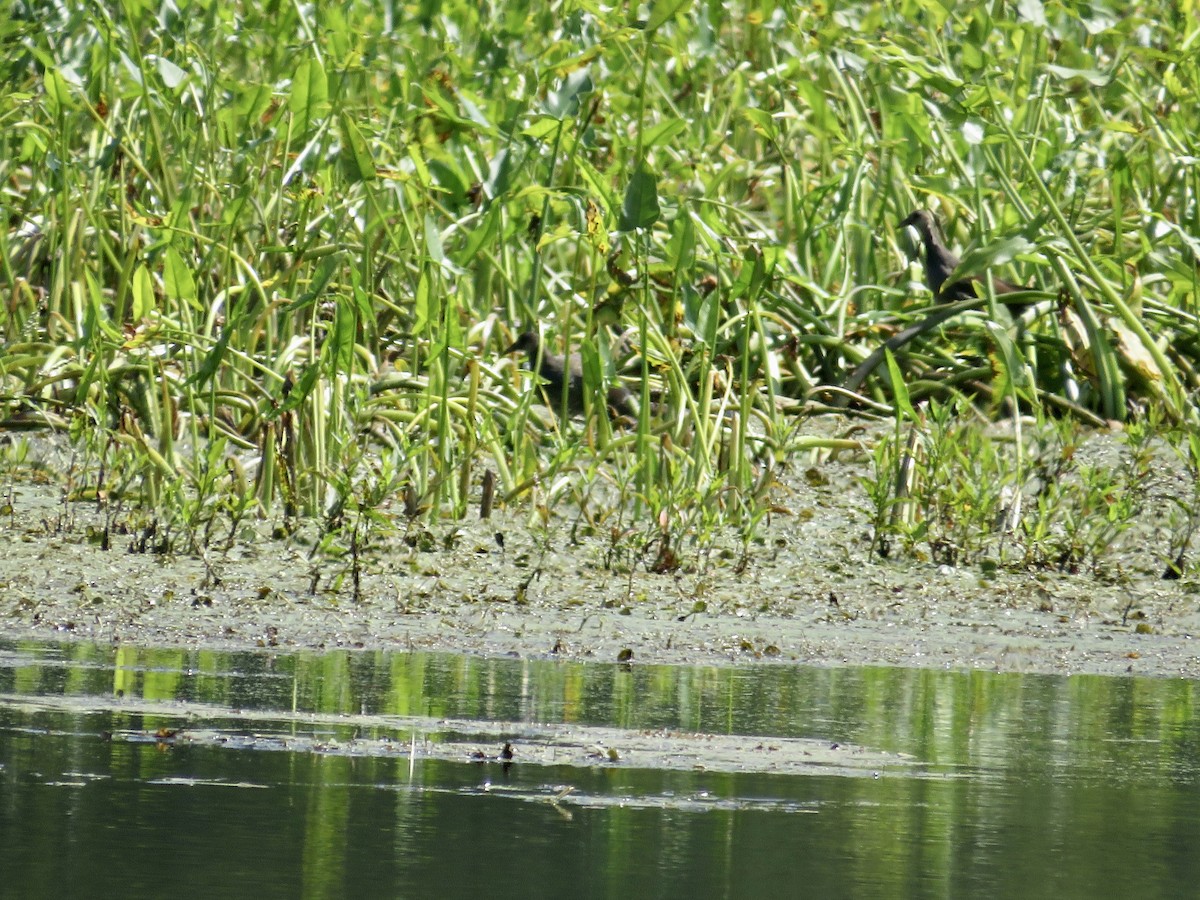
[505,331,638,420]
[900,210,1028,314]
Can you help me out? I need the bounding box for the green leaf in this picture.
[986,322,1031,391]
[424,213,445,265]
[289,56,329,132]
[545,69,593,118]
[642,118,688,148]
[286,255,339,314]
[741,107,776,138]
[186,324,232,388]
[619,161,660,232]
[1045,64,1111,86]
[276,362,321,416]
[646,0,692,32]
[155,56,187,89]
[42,68,78,115]
[413,270,431,335]
[946,235,1036,286]
[338,113,376,182]
[1016,0,1046,27]
[486,148,516,198]
[682,283,717,347]
[522,116,562,142]
[326,295,356,375]
[131,263,156,319]
[456,204,501,266]
[884,348,916,421]
[163,247,197,306]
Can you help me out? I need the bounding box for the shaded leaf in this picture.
[338,113,376,182]
[619,161,660,232]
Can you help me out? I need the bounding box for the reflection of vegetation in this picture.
[5,643,1200,895]
[2,1,1199,583]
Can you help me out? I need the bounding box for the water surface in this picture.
[2,641,1198,898]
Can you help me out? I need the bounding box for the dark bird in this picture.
[900,210,1029,314]
[504,331,638,420]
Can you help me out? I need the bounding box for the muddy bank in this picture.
[2,427,1198,680]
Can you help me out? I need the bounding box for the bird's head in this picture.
[504,331,541,357]
[900,209,935,234]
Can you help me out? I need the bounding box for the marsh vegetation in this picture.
[3,1,1199,594]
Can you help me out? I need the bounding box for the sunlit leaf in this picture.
[947,235,1037,285]
[131,263,156,319]
[413,270,431,335]
[884,348,916,420]
[642,118,688,148]
[646,0,692,32]
[42,68,77,114]
[155,56,187,89]
[1045,64,1111,86]
[1016,0,1046,27]
[289,56,329,132]
[545,69,593,119]
[163,247,197,306]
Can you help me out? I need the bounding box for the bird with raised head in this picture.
[504,330,638,420]
[900,209,1030,314]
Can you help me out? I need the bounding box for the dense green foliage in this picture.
[2,0,1198,573]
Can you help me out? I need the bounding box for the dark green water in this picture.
[2,641,1199,899]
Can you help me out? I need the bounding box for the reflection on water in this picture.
[2,641,1200,898]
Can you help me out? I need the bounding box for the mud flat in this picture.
[3,448,1197,680]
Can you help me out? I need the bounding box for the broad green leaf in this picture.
[275,362,321,416]
[155,56,187,89]
[986,322,1031,391]
[289,57,329,132]
[522,116,562,142]
[456,204,501,266]
[1016,0,1046,27]
[486,148,515,198]
[619,161,660,232]
[289,255,339,312]
[163,247,197,305]
[424,213,445,264]
[131,263,156,319]
[42,68,77,115]
[642,118,688,148]
[947,235,1037,285]
[545,69,593,118]
[741,107,776,138]
[682,283,718,347]
[338,113,376,182]
[646,0,692,32]
[1045,64,1111,86]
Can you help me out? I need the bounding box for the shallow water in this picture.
[2,641,1199,898]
